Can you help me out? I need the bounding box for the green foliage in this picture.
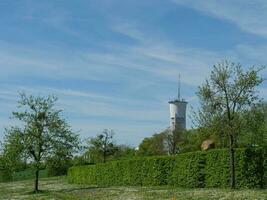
[205,148,266,188]
[141,157,175,186]
[68,165,96,185]
[0,170,12,182]
[0,169,49,182]
[46,157,72,177]
[71,155,90,166]
[2,93,80,191]
[111,145,136,160]
[170,151,205,188]
[196,61,265,188]
[12,169,49,182]
[68,148,265,188]
[68,156,175,186]
[238,148,265,188]
[238,103,267,147]
[179,129,207,152]
[0,132,27,172]
[204,149,229,187]
[137,133,167,156]
[87,129,117,163]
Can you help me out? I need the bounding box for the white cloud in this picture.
[172,0,267,38]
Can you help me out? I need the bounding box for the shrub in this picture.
[68,148,265,188]
[239,148,265,188]
[204,148,265,188]
[142,156,174,186]
[170,151,205,188]
[204,149,230,187]
[46,158,72,177]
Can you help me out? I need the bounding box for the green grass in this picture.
[0,176,266,200]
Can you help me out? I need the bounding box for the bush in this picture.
[47,158,71,177]
[68,148,266,188]
[68,157,175,186]
[239,148,265,188]
[142,156,174,186]
[204,149,230,187]
[205,148,265,188]
[170,151,205,188]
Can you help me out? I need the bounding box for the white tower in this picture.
[168,75,187,131]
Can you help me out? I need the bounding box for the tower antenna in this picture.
[178,73,181,100]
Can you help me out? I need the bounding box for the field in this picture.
[0,176,266,200]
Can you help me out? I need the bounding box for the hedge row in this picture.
[68,148,266,188]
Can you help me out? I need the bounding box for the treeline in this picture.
[137,101,267,156]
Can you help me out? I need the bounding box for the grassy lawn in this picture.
[0,176,266,200]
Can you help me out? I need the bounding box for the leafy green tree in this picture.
[238,102,267,147]
[111,145,136,160]
[0,132,27,172]
[87,129,116,163]
[71,155,89,166]
[196,61,264,188]
[137,133,167,156]
[178,129,203,152]
[3,93,80,192]
[46,148,73,176]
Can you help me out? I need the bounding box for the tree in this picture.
[164,127,184,155]
[111,145,136,160]
[3,93,79,192]
[46,148,73,176]
[178,128,205,152]
[0,131,27,173]
[87,129,116,163]
[137,133,167,156]
[239,102,267,147]
[196,61,264,188]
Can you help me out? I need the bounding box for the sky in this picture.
[0,0,266,147]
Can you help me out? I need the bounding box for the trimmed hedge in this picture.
[68,157,175,186]
[170,151,205,188]
[68,148,266,188]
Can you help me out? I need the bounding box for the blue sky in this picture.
[0,0,266,146]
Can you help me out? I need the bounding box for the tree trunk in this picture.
[229,134,235,189]
[34,169,39,193]
[103,151,106,163]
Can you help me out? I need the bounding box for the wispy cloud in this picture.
[0,84,169,143]
[172,0,267,38]
[0,1,266,146]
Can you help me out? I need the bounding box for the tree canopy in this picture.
[3,93,80,192]
[196,61,264,188]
